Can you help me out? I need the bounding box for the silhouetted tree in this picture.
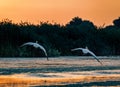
[113,17,120,27]
[66,16,82,27]
[0,17,120,57]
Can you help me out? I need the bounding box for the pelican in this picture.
[71,47,102,65]
[20,41,48,60]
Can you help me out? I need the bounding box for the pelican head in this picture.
[36,41,38,43]
[85,46,88,49]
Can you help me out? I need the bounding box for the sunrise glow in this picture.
[0,0,120,26]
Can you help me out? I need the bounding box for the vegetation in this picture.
[0,17,120,57]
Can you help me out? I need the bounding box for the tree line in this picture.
[0,17,120,57]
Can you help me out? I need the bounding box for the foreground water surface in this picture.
[0,56,120,87]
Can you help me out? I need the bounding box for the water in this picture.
[0,57,120,87]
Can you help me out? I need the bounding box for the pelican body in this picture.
[20,41,48,60]
[71,47,102,65]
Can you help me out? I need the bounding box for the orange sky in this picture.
[0,0,120,26]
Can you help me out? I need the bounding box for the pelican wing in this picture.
[38,45,47,56]
[38,44,48,60]
[71,48,84,51]
[87,50,102,65]
[20,42,34,47]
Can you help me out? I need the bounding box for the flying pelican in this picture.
[71,47,102,65]
[20,41,49,60]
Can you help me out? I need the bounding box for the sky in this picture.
[0,0,120,26]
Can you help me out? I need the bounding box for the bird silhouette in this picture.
[71,47,102,65]
[20,41,48,60]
